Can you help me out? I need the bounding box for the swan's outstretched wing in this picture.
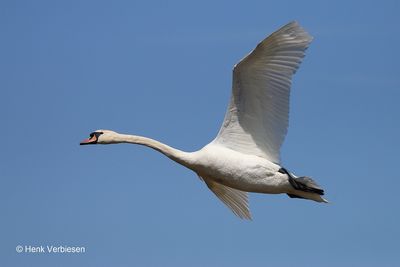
[204,178,251,220]
[212,21,312,163]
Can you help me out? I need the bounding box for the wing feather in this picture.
[204,178,251,220]
[213,21,313,163]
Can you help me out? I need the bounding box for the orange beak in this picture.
[80,135,97,145]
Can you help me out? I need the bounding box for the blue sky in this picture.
[1,0,399,266]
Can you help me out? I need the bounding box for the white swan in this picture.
[81,21,327,220]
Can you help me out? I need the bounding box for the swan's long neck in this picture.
[111,133,194,167]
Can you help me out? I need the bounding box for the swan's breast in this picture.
[192,144,281,190]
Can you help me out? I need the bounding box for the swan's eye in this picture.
[89,133,94,138]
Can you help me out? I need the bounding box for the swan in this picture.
[80,21,327,220]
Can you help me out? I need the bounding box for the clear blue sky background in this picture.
[1,0,399,266]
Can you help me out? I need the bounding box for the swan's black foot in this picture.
[278,167,294,178]
[278,167,324,195]
[278,167,298,189]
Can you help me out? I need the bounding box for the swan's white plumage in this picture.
[204,178,251,220]
[213,21,313,163]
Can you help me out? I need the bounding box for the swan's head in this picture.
[80,130,119,145]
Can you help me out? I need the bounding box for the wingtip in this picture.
[279,21,313,43]
[238,211,253,221]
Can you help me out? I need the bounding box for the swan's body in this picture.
[81,22,327,219]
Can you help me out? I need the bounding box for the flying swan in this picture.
[81,21,327,220]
